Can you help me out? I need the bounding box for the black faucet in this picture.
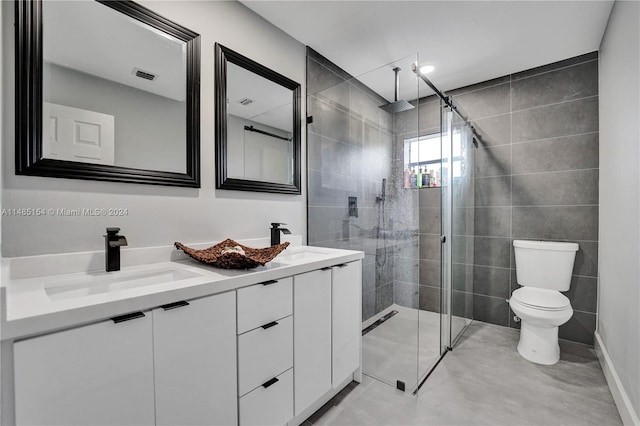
[270,223,291,246]
[104,227,128,272]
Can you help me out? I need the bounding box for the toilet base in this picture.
[517,322,560,365]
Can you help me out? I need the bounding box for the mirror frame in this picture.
[215,43,301,194]
[15,0,201,187]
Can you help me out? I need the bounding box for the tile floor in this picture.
[362,305,443,390]
[307,321,622,425]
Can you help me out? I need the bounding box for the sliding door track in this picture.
[413,347,451,394]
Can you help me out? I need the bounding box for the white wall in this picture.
[227,114,292,183]
[44,63,186,173]
[1,1,307,257]
[598,0,640,420]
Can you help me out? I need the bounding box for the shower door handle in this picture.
[441,235,447,244]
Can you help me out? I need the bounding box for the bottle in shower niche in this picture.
[423,171,431,187]
[403,168,411,189]
[417,168,423,188]
[410,168,418,188]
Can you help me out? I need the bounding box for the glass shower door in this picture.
[439,104,452,354]
[440,106,474,350]
[306,49,423,392]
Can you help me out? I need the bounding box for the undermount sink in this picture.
[44,267,202,301]
[276,247,331,263]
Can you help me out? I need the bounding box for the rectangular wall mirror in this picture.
[215,43,301,194]
[16,0,201,187]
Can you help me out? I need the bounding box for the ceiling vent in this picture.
[132,68,157,81]
[239,97,254,106]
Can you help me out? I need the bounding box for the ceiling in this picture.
[44,0,186,101]
[240,0,614,103]
[227,62,293,132]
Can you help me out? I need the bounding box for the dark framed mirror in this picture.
[16,0,201,187]
[215,43,301,194]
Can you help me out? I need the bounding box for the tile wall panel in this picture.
[448,53,599,345]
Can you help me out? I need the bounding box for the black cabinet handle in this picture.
[161,301,190,311]
[335,263,348,268]
[262,377,279,389]
[111,311,145,323]
[260,280,278,286]
[261,321,279,329]
[321,267,332,271]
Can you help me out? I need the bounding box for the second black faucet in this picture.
[270,223,291,246]
[105,227,128,272]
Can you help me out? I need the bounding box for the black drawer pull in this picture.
[161,300,190,311]
[321,267,332,271]
[261,321,279,329]
[335,263,348,268]
[111,311,145,323]
[262,377,279,389]
[260,280,278,286]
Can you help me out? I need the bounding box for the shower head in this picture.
[379,99,414,114]
[379,67,415,114]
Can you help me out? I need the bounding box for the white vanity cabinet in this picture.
[237,277,294,426]
[13,291,238,426]
[331,261,362,387]
[293,268,332,417]
[152,291,237,426]
[14,312,155,426]
[6,249,364,426]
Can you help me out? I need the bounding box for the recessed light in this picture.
[420,65,435,74]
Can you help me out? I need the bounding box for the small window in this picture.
[403,131,464,188]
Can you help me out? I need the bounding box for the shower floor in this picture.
[362,305,441,391]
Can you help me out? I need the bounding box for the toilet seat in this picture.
[511,287,570,311]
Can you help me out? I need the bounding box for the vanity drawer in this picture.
[237,277,292,334]
[238,315,293,396]
[239,368,293,426]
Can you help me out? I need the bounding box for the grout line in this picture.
[511,94,598,114]
[508,72,515,329]
[457,202,599,208]
[511,58,598,83]
[447,231,598,242]
[510,131,599,146]
[456,110,511,123]
[473,173,512,179]
[572,274,599,279]
[307,130,394,159]
[509,168,600,177]
[510,204,599,208]
[450,78,511,97]
[472,167,599,180]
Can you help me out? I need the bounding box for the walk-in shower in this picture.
[307,47,476,393]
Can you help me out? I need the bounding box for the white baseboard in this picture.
[594,332,640,425]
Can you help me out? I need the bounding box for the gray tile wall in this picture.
[392,97,438,313]
[447,52,599,345]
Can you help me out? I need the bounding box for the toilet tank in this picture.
[513,240,579,291]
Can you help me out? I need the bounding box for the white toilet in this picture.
[509,240,579,365]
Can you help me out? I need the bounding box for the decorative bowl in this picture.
[174,239,289,269]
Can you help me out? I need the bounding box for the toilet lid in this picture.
[512,287,570,310]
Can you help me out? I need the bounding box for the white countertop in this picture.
[1,244,364,341]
